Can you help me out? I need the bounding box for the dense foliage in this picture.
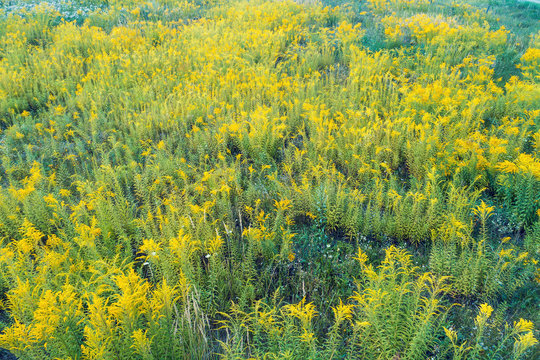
[0,0,538,359]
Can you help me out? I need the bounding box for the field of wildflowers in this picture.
[0,0,538,358]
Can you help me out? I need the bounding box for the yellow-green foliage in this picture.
[0,0,538,359]
[219,248,537,359]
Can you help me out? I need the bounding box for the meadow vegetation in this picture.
[0,0,538,358]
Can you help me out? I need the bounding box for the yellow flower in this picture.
[274,198,292,212]
[300,329,316,343]
[131,329,152,356]
[43,193,58,207]
[514,331,538,355]
[479,303,493,317]
[496,160,518,174]
[476,303,493,325]
[130,7,141,17]
[284,298,317,329]
[499,248,513,258]
[444,327,457,343]
[207,234,223,255]
[354,248,369,265]
[139,238,162,259]
[287,252,295,262]
[59,189,71,197]
[514,319,534,333]
[355,320,371,328]
[472,201,494,221]
[54,105,66,115]
[74,217,101,248]
[332,298,353,323]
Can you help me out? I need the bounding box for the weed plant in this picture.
[0,0,538,359]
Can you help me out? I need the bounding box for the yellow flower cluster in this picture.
[0,0,537,358]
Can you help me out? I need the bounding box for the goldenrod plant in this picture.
[0,0,538,359]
